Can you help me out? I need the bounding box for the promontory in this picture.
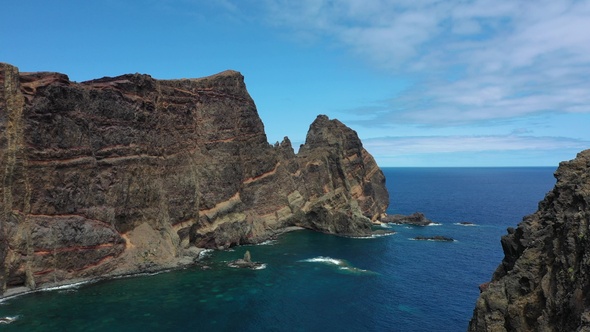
[469,149,590,331]
[0,63,389,294]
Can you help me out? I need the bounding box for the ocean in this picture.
[0,167,557,331]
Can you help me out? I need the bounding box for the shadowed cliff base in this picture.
[0,63,389,294]
[469,149,590,332]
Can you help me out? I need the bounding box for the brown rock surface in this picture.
[469,149,590,332]
[0,63,389,293]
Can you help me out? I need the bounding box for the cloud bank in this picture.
[260,0,590,126]
[251,0,590,165]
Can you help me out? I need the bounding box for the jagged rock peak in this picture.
[300,114,362,152]
[469,149,590,332]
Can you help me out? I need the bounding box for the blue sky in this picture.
[2,0,589,167]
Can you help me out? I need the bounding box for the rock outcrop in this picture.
[227,250,264,269]
[0,63,389,293]
[413,236,454,242]
[382,212,434,226]
[469,149,590,332]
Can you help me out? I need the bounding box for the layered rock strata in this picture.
[469,149,590,331]
[0,63,388,293]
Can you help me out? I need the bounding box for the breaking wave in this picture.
[41,280,96,292]
[256,239,277,246]
[198,249,214,259]
[378,223,395,229]
[454,222,477,227]
[349,232,396,239]
[0,315,18,324]
[227,262,267,270]
[299,256,377,275]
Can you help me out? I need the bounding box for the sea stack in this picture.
[0,63,389,293]
[469,149,590,331]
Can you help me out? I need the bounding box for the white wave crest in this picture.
[301,256,345,266]
[198,249,214,259]
[454,222,476,227]
[300,257,376,274]
[41,280,95,292]
[350,232,396,239]
[257,239,277,246]
[338,266,369,273]
[0,315,19,324]
[427,223,443,226]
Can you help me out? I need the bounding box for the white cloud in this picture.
[363,135,589,155]
[254,0,590,126]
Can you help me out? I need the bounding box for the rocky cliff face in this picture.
[469,149,590,332]
[0,63,388,293]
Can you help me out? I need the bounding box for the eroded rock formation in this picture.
[469,149,590,332]
[0,63,388,293]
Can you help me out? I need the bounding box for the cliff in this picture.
[469,149,590,331]
[0,63,389,293]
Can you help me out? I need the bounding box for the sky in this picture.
[1,0,589,167]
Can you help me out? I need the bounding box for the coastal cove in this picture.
[0,167,557,331]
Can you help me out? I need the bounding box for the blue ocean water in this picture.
[0,167,557,331]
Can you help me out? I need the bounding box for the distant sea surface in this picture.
[0,167,557,331]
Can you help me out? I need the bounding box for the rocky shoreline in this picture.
[0,226,306,300]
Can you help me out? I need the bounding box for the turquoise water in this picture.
[0,167,557,331]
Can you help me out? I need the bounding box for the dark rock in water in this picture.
[458,222,475,226]
[382,212,434,226]
[228,250,264,270]
[469,149,590,332]
[0,63,389,293]
[413,236,454,242]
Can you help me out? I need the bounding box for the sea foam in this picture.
[256,239,277,246]
[41,280,96,292]
[0,315,18,324]
[252,263,267,270]
[453,222,477,227]
[349,232,396,239]
[300,256,376,275]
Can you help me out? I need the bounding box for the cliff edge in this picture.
[0,63,389,293]
[469,149,590,331]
